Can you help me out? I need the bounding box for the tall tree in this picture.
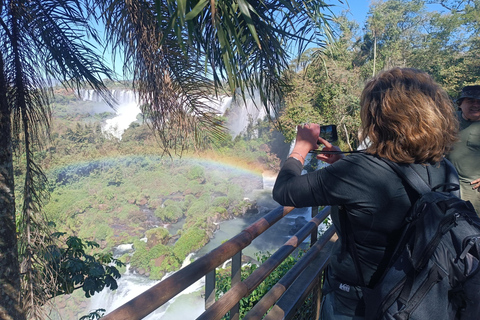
[362,0,427,75]
[279,17,363,149]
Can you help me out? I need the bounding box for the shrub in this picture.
[155,203,183,222]
[187,165,205,180]
[173,227,207,261]
[212,196,229,208]
[216,251,305,319]
[146,227,170,245]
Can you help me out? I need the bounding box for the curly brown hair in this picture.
[359,68,458,164]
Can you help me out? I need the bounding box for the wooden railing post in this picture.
[230,251,242,320]
[311,206,319,245]
[205,269,216,309]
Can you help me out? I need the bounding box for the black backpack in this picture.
[351,159,480,320]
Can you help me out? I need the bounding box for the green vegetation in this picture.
[215,251,314,319]
[43,155,264,279]
[280,0,480,150]
[45,233,124,298]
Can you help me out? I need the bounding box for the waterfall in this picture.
[79,89,270,139]
[88,252,206,319]
[223,89,269,137]
[79,89,141,140]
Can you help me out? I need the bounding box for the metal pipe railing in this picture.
[263,245,332,320]
[196,206,331,320]
[103,205,296,320]
[244,226,336,319]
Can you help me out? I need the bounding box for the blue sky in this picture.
[331,0,449,27]
[332,1,371,25]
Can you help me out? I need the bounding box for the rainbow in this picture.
[45,153,268,181]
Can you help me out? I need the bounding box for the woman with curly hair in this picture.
[273,68,459,319]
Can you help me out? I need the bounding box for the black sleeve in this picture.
[272,157,313,207]
[272,153,411,227]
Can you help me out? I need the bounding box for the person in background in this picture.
[446,85,480,215]
[272,68,459,319]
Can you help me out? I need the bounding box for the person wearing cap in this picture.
[446,85,480,215]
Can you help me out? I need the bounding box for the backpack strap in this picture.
[381,158,460,198]
[445,159,461,198]
[339,206,367,287]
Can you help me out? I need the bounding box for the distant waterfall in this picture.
[224,89,269,137]
[79,89,271,139]
[79,89,141,139]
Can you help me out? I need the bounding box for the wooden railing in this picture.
[103,205,337,320]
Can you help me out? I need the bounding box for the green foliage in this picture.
[129,239,181,280]
[79,309,106,320]
[146,227,170,245]
[173,227,208,261]
[155,253,181,276]
[215,251,304,319]
[42,151,268,282]
[93,223,113,241]
[45,233,124,299]
[212,196,230,208]
[279,1,480,150]
[187,165,205,180]
[155,203,183,222]
[185,198,209,221]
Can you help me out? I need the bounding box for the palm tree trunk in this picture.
[0,51,25,320]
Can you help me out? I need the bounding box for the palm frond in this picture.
[163,0,338,112]
[100,0,227,155]
[100,0,341,153]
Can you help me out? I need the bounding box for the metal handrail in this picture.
[197,207,332,320]
[244,226,336,320]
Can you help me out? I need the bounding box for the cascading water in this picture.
[79,89,270,140]
[223,89,268,137]
[88,255,206,320]
[80,89,141,139]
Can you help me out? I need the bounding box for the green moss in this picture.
[173,227,208,261]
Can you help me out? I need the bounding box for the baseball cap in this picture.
[457,85,480,104]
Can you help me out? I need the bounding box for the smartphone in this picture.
[319,125,338,143]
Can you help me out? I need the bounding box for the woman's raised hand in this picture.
[316,136,344,164]
[295,123,320,152]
